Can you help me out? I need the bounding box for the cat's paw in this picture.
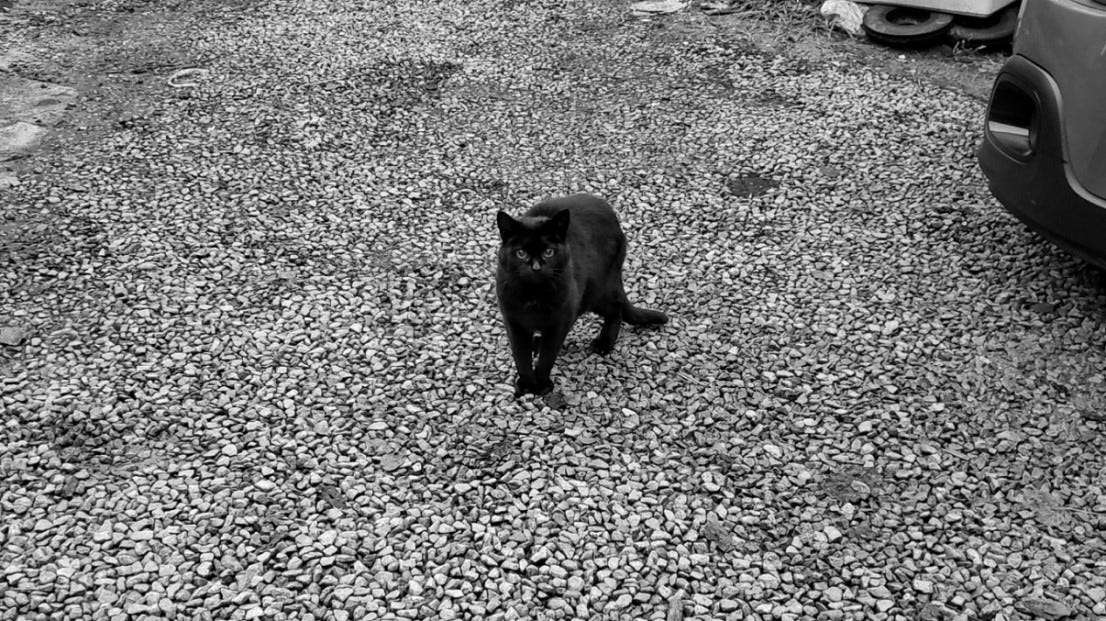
[589,338,615,356]
[514,377,554,397]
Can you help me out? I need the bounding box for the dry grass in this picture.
[700,0,830,34]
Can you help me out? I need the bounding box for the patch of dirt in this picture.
[0,76,76,125]
[0,0,244,188]
[817,464,883,503]
[542,389,568,409]
[725,173,779,197]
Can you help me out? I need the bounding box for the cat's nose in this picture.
[531,260,542,272]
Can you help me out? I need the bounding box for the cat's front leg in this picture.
[505,320,541,396]
[530,324,569,395]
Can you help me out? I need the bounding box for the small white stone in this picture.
[91,521,112,542]
[823,525,843,542]
[221,444,238,457]
[850,480,871,496]
[701,472,721,492]
[870,586,892,599]
[763,444,782,459]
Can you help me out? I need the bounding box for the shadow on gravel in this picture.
[0,212,107,293]
[322,59,460,111]
[818,465,882,504]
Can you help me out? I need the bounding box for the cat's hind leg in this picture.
[589,300,622,356]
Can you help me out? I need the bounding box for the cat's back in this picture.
[525,194,621,234]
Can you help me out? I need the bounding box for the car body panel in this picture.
[979,55,1106,268]
[1015,0,1106,199]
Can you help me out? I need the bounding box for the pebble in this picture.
[0,326,27,346]
[92,522,112,542]
[869,586,892,599]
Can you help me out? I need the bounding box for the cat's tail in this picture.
[623,303,668,326]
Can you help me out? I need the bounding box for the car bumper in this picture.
[977,54,1106,269]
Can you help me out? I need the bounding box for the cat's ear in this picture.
[496,211,519,242]
[546,209,570,243]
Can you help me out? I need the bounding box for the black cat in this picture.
[495,194,668,396]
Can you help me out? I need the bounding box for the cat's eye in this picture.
[542,248,555,259]
[515,249,528,260]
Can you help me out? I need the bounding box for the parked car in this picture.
[977,0,1106,268]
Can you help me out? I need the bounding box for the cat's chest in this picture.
[501,284,560,310]
[498,278,575,320]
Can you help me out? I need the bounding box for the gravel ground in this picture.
[2,1,1106,620]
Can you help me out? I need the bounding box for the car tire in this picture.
[862,5,954,47]
[949,4,1018,45]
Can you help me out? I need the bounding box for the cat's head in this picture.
[496,209,570,278]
